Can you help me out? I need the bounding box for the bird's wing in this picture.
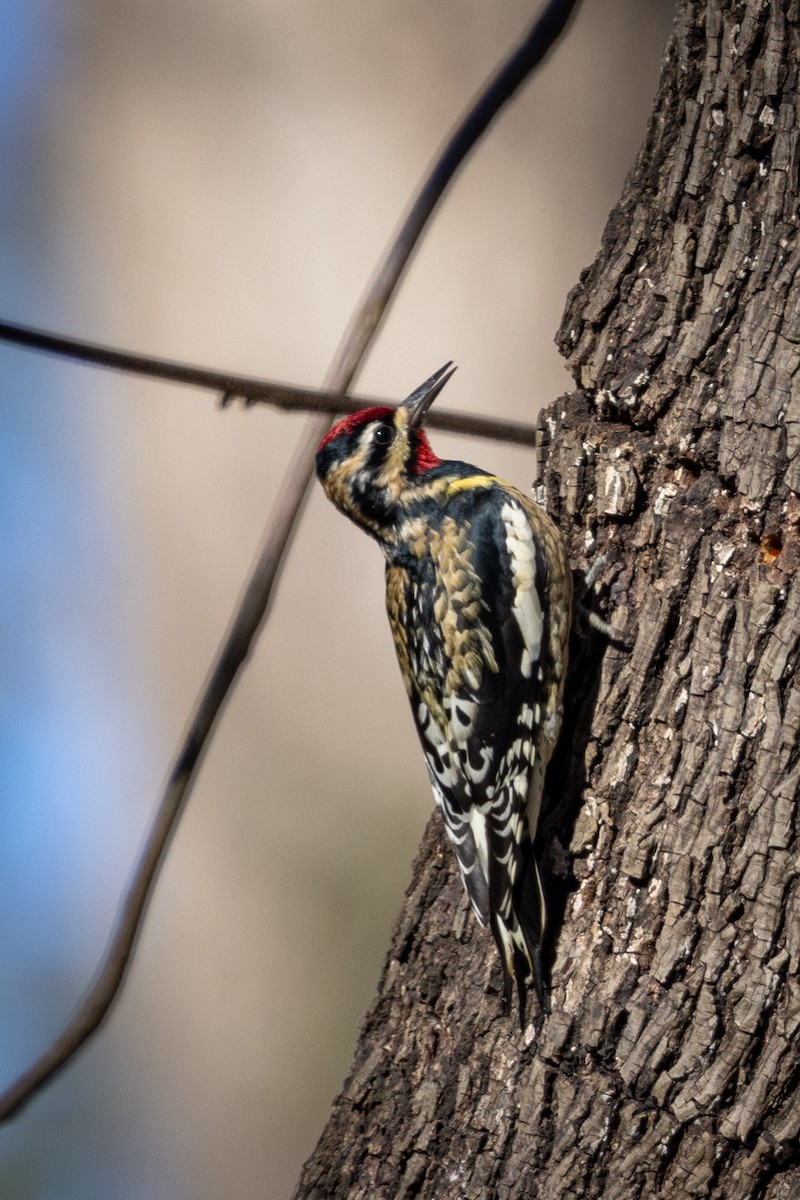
[385,488,553,925]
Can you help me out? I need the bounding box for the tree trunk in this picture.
[293,3,800,1197]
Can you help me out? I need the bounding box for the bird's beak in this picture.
[401,362,457,429]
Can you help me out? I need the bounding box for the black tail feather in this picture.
[518,850,548,1013]
[489,848,549,1028]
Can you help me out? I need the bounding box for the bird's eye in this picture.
[373,424,393,446]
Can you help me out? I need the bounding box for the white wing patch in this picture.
[501,501,543,679]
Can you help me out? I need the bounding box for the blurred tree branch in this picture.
[0,0,581,1124]
[0,319,538,446]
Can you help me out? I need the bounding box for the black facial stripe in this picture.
[363,419,396,469]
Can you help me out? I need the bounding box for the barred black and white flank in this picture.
[316,365,572,1024]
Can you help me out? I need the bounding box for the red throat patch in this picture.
[412,430,442,474]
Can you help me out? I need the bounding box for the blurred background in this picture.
[0,2,673,1197]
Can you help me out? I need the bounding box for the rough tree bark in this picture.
[293,3,800,1197]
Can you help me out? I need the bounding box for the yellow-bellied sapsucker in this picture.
[315,365,572,1022]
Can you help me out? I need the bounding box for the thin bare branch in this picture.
[0,0,581,1123]
[0,319,537,447]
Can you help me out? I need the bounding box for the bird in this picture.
[315,364,572,1023]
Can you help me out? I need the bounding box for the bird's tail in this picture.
[489,849,547,1028]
